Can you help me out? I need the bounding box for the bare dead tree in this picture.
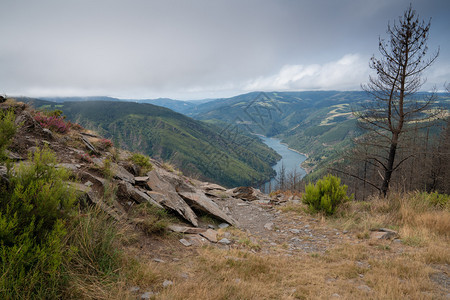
[357,5,440,197]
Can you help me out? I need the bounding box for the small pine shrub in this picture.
[0,109,17,161]
[302,174,349,215]
[130,153,153,175]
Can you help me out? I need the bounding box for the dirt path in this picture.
[216,197,355,254]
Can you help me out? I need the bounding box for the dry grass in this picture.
[145,192,448,299]
[71,191,449,299]
[332,192,449,246]
[147,243,444,299]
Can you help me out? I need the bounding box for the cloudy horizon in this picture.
[1,0,449,100]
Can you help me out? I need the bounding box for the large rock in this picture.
[111,163,135,184]
[179,190,237,226]
[201,182,227,191]
[14,110,40,129]
[232,186,259,201]
[79,171,106,186]
[117,181,163,209]
[154,167,195,193]
[146,170,198,226]
[370,228,399,240]
[200,229,218,243]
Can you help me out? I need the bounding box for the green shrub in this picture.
[0,146,77,299]
[130,153,153,175]
[0,109,17,161]
[302,174,349,215]
[425,192,449,209]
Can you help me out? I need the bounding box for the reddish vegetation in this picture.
[34,112,71,133]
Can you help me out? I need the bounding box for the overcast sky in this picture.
[1,0,449,100]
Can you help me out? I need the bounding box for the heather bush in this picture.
[302,174,350,215]
[0,147,77,298]
[80,152,95,163]
[34,111,70,133]
[95,138,114,150]
[0,109,17,161]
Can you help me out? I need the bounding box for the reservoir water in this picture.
[259,136,307,192]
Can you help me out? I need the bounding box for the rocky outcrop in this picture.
[146,169,199,226]
[1,101,244,233]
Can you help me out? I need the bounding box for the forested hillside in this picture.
[27,99,280,187]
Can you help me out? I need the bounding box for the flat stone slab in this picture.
[218,223,229,229]
[168,225,206,234]
[135,176,149,182]
[179,238,192,247]
[200,229,218,243]
[218,238,231,245]
[179,190,237,226]
[185,234,209,246]
[57,163,81,171]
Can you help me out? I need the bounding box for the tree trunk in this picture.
[381,135,398,197]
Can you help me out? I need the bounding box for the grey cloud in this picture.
[1,0,449,99]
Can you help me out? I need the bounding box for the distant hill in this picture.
[27,99,280,187]
[35,96,203,114]
[135,98,197,114]
[40,96,122,102]
[184,91,449,178]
